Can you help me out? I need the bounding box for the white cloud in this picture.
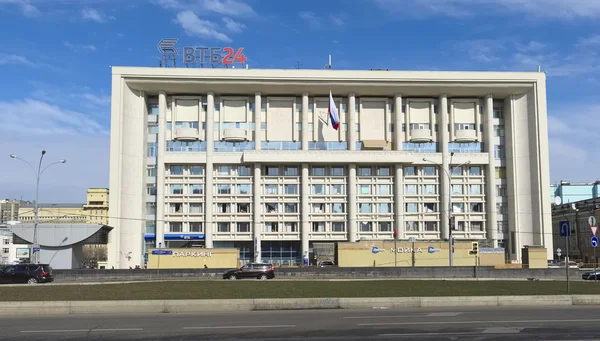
[222,17,245,33]
[0,0,40,17]
[299,11,344,31]
[0,53,36,67]
[63,41,97,52]
[81,8,107,23]
[175,10,231,42]
[154,0,255,17]
[298,11,320,30]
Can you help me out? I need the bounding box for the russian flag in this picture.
[328,90,340,130]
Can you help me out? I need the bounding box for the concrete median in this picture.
[0,295,597,316]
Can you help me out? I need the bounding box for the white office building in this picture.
[108,67,552,269]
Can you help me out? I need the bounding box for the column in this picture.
[484,95,498,247]
[394,94,402,150]
[449,101,455,141]
[429,102,435,140]
[301,163,310,259]
[254,92,261,150]
[348,164,357,241]
[385,99,392,143]
[204,92,215,248]
[475,102,482,141]
[404,102,410,142]
[302,93,309,151]
[439,94,450,240]
[253,163,262,262]
[348,93,356,150]
[156,91,167,247]
[394,165,404,239]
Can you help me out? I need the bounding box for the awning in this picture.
[361,140,389,150]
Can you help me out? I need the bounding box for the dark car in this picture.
[582,270,600,280]
[223,263,275,280]
[318,260,336,267]
[0,264,54,284]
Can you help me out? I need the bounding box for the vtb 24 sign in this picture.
[158,38,247,67]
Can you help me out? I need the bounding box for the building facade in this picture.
[0,199,24,224]
[108,67,552,269]
[550,180,600,205]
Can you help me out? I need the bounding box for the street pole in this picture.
[566,230,570,293]
[394,238,397,267]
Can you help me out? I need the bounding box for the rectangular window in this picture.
[265,166,279,176]
[330,184,345,195]
[308,123,314,131]
[237,222,250,233]
[452,203,465,213]
[189,165,204,175]
[379,222,392,232]
[406,203,418,213]
[378,184,391,195]
[452,166,462,176]
[283,222,298,233]
[469,166,481,176]
[332,203,345,213]
[359,222,372,232]
[217,184,231,194]
[169,184,183,195]
[342,123,348,132]
[146,202,156,215]
[261,122,267,130]
[284,166,298,176]
[405,184,417,195]
[147,142,157,157]
[469,184,482,195]
[170,165,184,175]
[284,184,298,195]
[237,166,251,176]
[377,167,390,176]
[217,222,230,233]
[425,221,437,232]
[147,124,158,134]
[312,167,326,176]
[378,203,391,213]
[217,166,231,176]
[451,184,463,194]
[496,185,507,197]
[496,202,508,214]
[169,203,183,213]
[359,184,371,195]
[359,203,372,213]
[189,184,203,195]
[423,184,436,195]
[423,166,436,176]
[295,122,302,131]
[284,203,298,213]
[237,184,251,195]
[312,222,325,232]
[188,203,203,214]
[190,222,203,232]
[494,125,505,137]
[265,184,278,195]
[406,221,418,231]
[404,166,416,176]
[332,222,345,232]
[146,184,157,196]
[237,203,250,213]
[311,203,325,213]
[494,107,504,119]
[265,203,278,213]
[358,167,371,176]
[424,203,437,212]
[495,167,507,179]
[217,203,231,213]
[494,145,505,159]
[147,166,157,177]
[169,222,182,232]
[312,184,325,195]
[331,167,344,176]
[471,203,483,212]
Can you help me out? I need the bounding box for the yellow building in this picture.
[18,188,109,224]
[83,188,109,225]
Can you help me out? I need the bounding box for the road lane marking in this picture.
[379,332,483,337]
[482,327,523,334]
[21,328,143,333]
[344,315,418,319]
[426,312,462,317]
[93,328,144,332]
[360,319,600,326]
[184,325,296,330]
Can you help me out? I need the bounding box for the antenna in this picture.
[324,54,332,70]
[537,65,541,72]
[296,61,302,69]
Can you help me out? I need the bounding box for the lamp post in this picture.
[10,151,66,264]
[423,153,470,267]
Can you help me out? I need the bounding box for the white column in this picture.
[156,91,167,247]
[301,163,310,260]
[253,163,262,262]
[439,94,450,240]
[404,102,410,142]
[394,94,403,150]
[302,93,309,151]
[429,102,435,140]
[348,93,356,150]
[254,92,261,150]
[476,102,482,141]
[394,165,404,239]
[449,101,455,141]
[348,164,357,241]
[385,99,391,143]
[484,95,498,247]
[204,92,215,248]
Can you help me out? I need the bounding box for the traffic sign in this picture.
[32,247,40,252]
[151,250,172,255]
[559,221,571,237]
[557,248,562,257]
[589,216,597,227]
[592,236,599,248]
[592,226,598,237]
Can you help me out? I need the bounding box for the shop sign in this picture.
[172,251,213,257]
[391,247,423,253]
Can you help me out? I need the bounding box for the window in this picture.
[496,185,507,197]
[330,184,345,195]
[405,184,417,195]
[425,221,437,231]
[265,184,278,194]
[409,123,430,130]
[284,184,298,195]
[495,167,507,179]
[471,203,483,212]
[358,167,372,176]
[147,124,158,134]
[190,222,203,232]
[189,203,203,214]
[454,123,476,130]
[310,167,325,176]
[265,203,278,213]
[217,222,230,233]
[469,185,482,195]
[190,165,204,175]
[265,166,279,176]
[423,166,436,176]
[283,222,298,232]
[261,122,267,130]
[312,184,325,195]
[377,167,390,176]
[217,184,231,194]
[379,222,392,232]
[469,166,481,176]
[308,123,314,131]
[189,184,203,195]
[147,142,157,157]
[359,184,371,195]
[493,107,504,119]
[169,184,183,195]
[359,222,372,232]
[2,248,8,254]
[146,202,156,215]
[356,123,360,132]
[217,203,231,213]
[146,184,157,196]
[378,203,391,213]
[217,166,231,176]
[312,222,325,232]
[237,184,251,195]
[404,166,416,176]
[496,203,508,214]
[342,123,348,131]
[332,203,345,213]
[332,222,345,232]
[494,145,505,159]
[424,203,437,212]
[311,203,325,213]
[470,222,483,231]
[423,184,436,195]
[237,222,250,233]
[331,167,344,176]
[238,166,251,176]
[494,125,505,137]
[359,203,372,213]
[452,167,462,176]
[284,167,298,176]
[147,166,157,177]
[285,203,298,213]
[451,184,463,194]
[175,121,199,129]
[452,203,465,212]
[497,221,508,233]
[406,203,418,213]
[378,184,391,195]
[169,222,182,232]
[406,221,418,231]
[237,203,250,213]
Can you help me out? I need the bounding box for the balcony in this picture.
[410,129,432,142]
[175,128,199,141]
[222,128,247,141]
[455,129,477,142]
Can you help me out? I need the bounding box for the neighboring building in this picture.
[552,198,600,264]
[17,188,109,224]
[0,227,30,265]
[108,66,552,269]
[550,180,600,205]
[0,199,24,224]
[83,188,110,225]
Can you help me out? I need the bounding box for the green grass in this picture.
[0,280,599,301]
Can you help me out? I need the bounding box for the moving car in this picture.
[223,263,275,280]
[0,264,54,284]
[582,270,600,280]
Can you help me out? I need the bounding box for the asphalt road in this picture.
[2,306,600,340]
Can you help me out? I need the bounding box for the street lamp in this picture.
[10,151,67,264]
[423,153,471,266]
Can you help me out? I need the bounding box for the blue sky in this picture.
[0,0,599,202]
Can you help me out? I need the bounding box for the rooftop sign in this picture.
[158,38,247,68]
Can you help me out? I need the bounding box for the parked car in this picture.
[223,263,275,280]
[0,264,53,284]
[318,260,336,267]
[582,270,600,280]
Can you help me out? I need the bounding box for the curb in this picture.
[2,295,600,316]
